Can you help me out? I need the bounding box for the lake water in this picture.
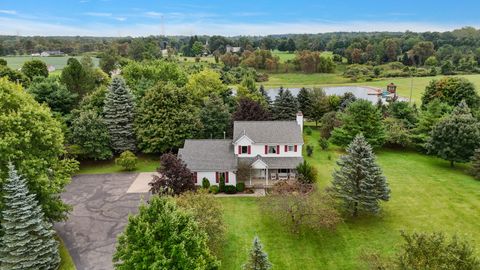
[267,86,385,104]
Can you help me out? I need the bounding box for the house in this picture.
[47,65,56,72]
[41,50,65,57]
[225,45,241,53]
[178,112,304,187]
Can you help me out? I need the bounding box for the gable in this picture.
[251,158,268,169]
[233,134,254,145]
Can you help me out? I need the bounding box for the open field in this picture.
[264,73,480,103]
[2,56,99,70]
[77,154,159,175]
[218,127,480,269]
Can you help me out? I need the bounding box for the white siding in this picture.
[195,171,237,186]
[234,143,303,158]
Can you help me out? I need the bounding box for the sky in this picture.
[0,0,479,36]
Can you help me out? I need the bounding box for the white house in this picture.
[178,112,304,187]
[225,45,241,53]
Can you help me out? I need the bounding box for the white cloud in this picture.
[0,16,473,37]
[0,10,16,15]
[145,11,163,17]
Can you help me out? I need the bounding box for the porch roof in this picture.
[239,156,303,169]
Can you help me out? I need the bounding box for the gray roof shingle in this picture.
[178,139,237,171]
[239,156,304,169]
[233,121,303,144]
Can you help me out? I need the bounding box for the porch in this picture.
[245,169,298,188]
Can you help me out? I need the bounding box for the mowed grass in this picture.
[58,236,76,270]
[217,127,480,269]
[2,56,99,70]
[77,154,159,175]
[264,73,480,103]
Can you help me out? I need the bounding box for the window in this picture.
[241,146,248,154]
[268,146,277,154]
[279,169,290,173]
[288,145,294,152]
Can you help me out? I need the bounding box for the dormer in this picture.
[233,132,254,156]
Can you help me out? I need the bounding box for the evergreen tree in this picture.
[61,57,94,100]
[0,163,60,270]
[469,148,480,180]
[199,95,231,139]
[21,59,48,80]
[113,196,219,269]
[426,100,480,167]
[259,85,272,105]
[411,100,451,152]
[271,88,298,120]
[331,100,386,148]
[297,87,312,117]
[331,134,390,216]
[103,76,136,153]
[242,236,272,270]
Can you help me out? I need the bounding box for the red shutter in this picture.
[247,145,251,154]
[238,145,241,154]
[265,145,268,154]
[294,145,298,152]
[225,172,229,183]
[215,172,219,183]
[284,145,288,152]
[277,145,280,155]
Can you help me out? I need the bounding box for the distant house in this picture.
[31,53,41,57]
[178,112,305,188]
[41,50,65,57]
[225,45,241,53]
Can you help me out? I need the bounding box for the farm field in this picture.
[2,56,99,70]
[263,73,480,103]
[217,127,480,269]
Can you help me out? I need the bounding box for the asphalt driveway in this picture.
[55,173,152,270]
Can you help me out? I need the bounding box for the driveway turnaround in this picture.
[55,173,153,270]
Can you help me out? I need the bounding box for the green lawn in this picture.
[77,154,159,175]
[217,127,480,269]
[58,237,76,270]
[2,56,99,70]
[263,73,480,103]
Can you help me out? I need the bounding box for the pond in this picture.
[266,86,385,104]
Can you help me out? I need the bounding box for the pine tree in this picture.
[271,88,298,120]
[332,134,390,216]
[258,85,272,105]
[242,236,272,270]
[470,148,480,180]
[297,87,312,117]
[0,163,60,270]
[103,76,136,153]
[426,100,480,167]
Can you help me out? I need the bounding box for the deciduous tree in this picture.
[150,153,196,195]
[232,97,270,121]
[0,78,78,221]
[421,77,479,109]
[21,59,48,80]
[135,83,201,153]
[331,100,386,148]
[199,95,231,139]
[71,109,112,160]
[113,196,219,270]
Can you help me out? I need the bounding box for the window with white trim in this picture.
[268,146,277,154]
[287,145,294,152]
[241,146,248,154]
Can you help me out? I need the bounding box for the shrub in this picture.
[306,145,314,157]
[236,182,245,192]
[219,175,226,192]
[115,150,138,171]
[305,126,312,135]
[319,137,329,150]
[209,185,220,194]
[202,177,210,189]
[296,161,318,184]
[224,185,237,194]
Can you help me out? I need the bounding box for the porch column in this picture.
[266,168,268,186]
[249,169,252,186]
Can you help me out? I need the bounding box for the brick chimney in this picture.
[296,111,304,133]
